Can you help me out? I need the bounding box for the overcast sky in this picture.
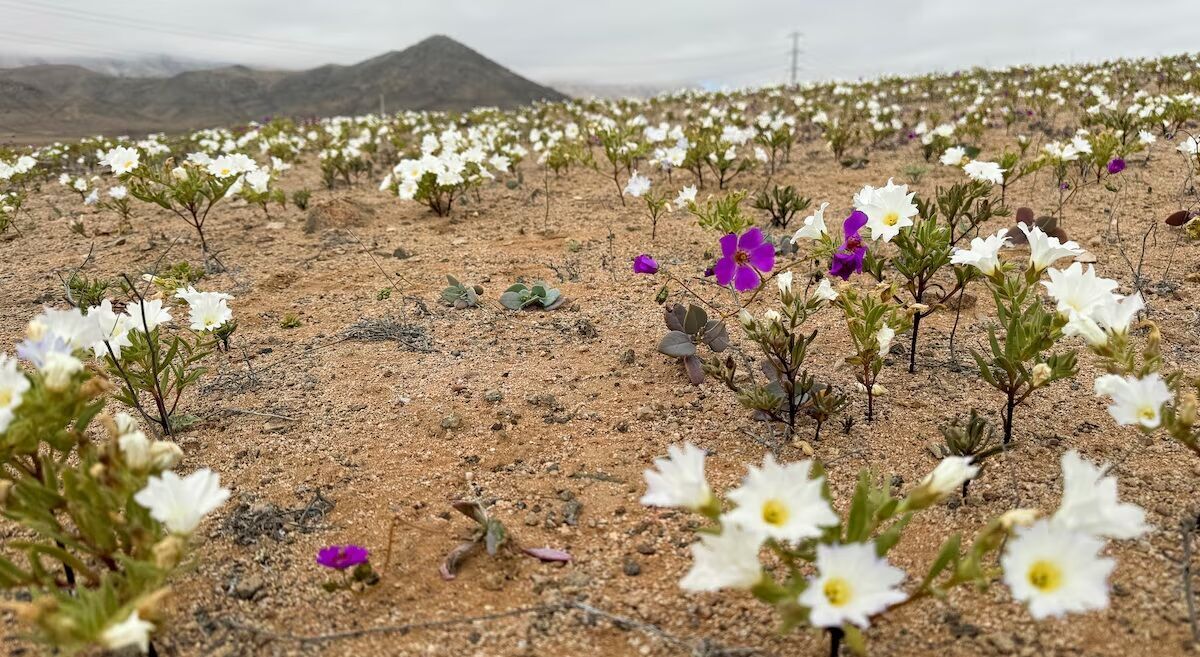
[3,0,1199,88]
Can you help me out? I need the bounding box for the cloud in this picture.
[2,0,1197,87]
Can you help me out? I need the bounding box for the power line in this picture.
[0,29,162,60]
[0,0,373,59]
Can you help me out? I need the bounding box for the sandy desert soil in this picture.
[2,134,1200,657]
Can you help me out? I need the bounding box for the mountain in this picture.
[0,36,567,142]
[0,54,230,78]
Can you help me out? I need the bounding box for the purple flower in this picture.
[15,335,72,369]
[713,227,775,292]
[632,254,659,274]
[829,211,869,281]
[316,544,370,570]
[1107,158,1126,175]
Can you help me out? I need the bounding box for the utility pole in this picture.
[789,31,800,86]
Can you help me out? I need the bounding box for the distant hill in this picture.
[0,54,230,78]
[0,36,567,142]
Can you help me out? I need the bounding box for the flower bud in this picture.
[89,463,106,479]
[1031,363,1052,387]
[114,412,140,436]
[1179,392,1197,428]
[737,309,754,329]
[762,309,782,324]
[150,441,184,470]
[119,431,152,470]
[153,536,185,570]
[135,588,172,622]
[998,508,1040,531]
[25,319,46,341]
[80,372,114,399]
[906,456,979,509]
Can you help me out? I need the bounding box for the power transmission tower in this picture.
[789,31,801,85]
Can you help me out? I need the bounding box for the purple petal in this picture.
[522,546,572,562]
[733,265,761,292]
[713,256,736,286]
[737,227,765,250]
[746,242,775,272]
[718,233,739,258]
[830,250,865,280]
[843,211,868,238]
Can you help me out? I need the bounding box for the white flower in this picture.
[951,228,1011,276]
[723,454,837,542]
[134,468,230,534]
[490,154,513,173]
[858,179,918,242]
[623,170,651,197]
[119,430,153,470]
[0,353,31,433]
[791,202,829,242]
[108,185,128,200]
[674,185,697,209]
[812,278,838,302]
[776,272,794,293]
[244,168,270,194]
[1091,293,1144,336]
[175,288,233,331]
[1093,373,1172,431]
[1053,450,1147,539]
[1019,224,1083,271]
[875,324,895,354]
[1061,310,1107,346]
[679,525,764,592]
[30,307,103,351]
[940,146,967,166]
[914,456,980,501]
[87,300,133,360]
[1001,520,1113,620]
[641,443,713,511]
[963,160,1005,185]
[101,610,155,653]
[101,146,140,175]
[1043,263,1119,319]
[41,351,83,391]
[125,299,172,333]
[798,543,908,628]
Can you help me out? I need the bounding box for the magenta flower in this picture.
[713,227,775,292]
[1106,158,1126,175]
[829,211,868,280]
[632,254,659,274]
[316,545,370,570]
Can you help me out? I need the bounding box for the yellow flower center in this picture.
[1027,560,1062,592]
[1138,406,1157,422]
[883,211,900,226]
[761,499,789,527]
[220,168,231,176]
[0,389,12,407]
[123,160,133,169]
[823,577,853,607]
